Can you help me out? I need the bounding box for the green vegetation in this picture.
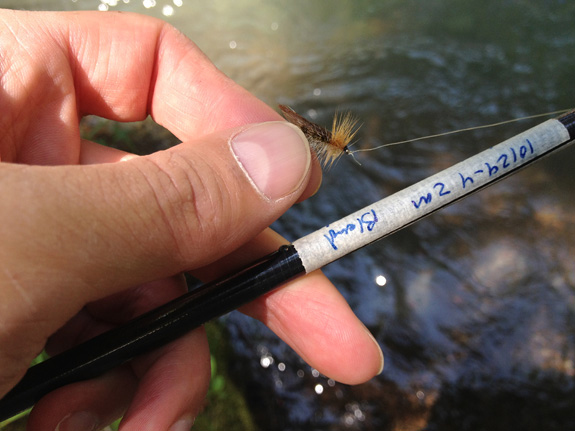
[194,322,258,431]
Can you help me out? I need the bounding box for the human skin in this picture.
[0,10,383,431]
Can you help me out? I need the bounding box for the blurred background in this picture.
[2,1,575,430]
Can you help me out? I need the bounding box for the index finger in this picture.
[50,11,280,137]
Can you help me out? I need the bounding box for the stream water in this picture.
[6,0,575,429]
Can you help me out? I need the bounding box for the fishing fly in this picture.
[279,104,360,167]
[280,105,571,168]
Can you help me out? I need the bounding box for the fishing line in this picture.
[350,108,572,154]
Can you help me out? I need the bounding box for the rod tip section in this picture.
[558,110,575,140]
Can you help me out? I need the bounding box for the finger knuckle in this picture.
[138,151,234,262]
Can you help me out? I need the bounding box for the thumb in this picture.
[0,121,312,361]
[134,120,314,272]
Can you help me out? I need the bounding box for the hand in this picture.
[0,10,383,431]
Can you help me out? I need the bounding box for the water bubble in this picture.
[229,40,237,49]
[375,275,387,286]
[162,5,174,16]
[314,384,324,394]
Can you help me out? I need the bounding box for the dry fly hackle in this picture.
[279,104,360,168]
[331,110,362,165]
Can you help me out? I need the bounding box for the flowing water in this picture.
[6,1,575,429]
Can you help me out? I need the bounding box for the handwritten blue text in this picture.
[324,209,378,250]
[411,138,535,209]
